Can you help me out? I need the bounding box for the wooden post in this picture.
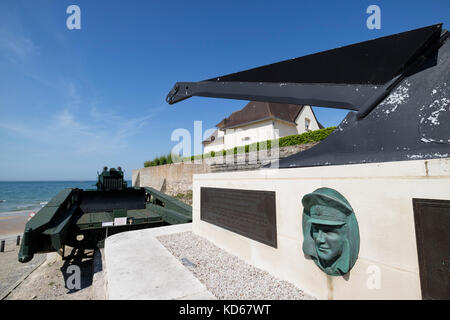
[0,240,5,252]
[16,235,21,246]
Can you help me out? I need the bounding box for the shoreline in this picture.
[0,209,34,217]
[0,232,24,240]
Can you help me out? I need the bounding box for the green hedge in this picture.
[209,126,336,157]
[144,153,175,168]
[144,126,336,167]
[278,126,335,147]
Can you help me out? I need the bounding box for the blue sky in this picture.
[1,0,449,180]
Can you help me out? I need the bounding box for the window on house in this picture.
[305,118,311,131]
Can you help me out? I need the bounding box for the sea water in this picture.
[0,181,132,215]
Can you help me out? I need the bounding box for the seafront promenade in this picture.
[0,210,46,300]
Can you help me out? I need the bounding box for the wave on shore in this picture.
[0,210,34,217]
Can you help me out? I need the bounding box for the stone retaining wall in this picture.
[132,162,211,196]
[132,143,318,196]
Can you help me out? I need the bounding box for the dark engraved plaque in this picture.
[413,198,450,300]
[201,187,277,248]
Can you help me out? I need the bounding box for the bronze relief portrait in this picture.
[302,187,360,276]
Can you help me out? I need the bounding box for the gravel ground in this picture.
[158,231,315,300]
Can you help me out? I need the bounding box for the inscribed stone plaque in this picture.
[413,198,450,300]
[201,187,277,248]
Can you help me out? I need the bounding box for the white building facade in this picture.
[203,102,321,154]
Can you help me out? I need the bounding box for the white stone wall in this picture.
[132,162,211,196]
[192,158,450,299]
[203,139,225,154]
[273,120,298,138]
[295,105,320,132]
[205,106,321,153]
[224,120,275,149]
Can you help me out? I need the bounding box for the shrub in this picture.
[144,160,152,168]
[145,152,178,167]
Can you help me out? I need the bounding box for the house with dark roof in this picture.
[202,101,322,153]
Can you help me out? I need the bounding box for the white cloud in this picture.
[0,105,163,155]
[0,30,38,61]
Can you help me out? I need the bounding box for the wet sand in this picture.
[0,211,29,239]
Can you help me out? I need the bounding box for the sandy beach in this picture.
[0,208,102,300]
[0,210,30,240]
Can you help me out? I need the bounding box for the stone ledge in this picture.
[104,223,216,300]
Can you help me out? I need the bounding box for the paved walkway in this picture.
[104,223,215,300]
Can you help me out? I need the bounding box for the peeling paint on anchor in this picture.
[426,98,450,125]
[336,118,350,132]
[379,81,411,115]
[419,93,450,144]
[421,137,436,143]
[406,152,449,160]
[407,152,449,160]
[407,153,425,159]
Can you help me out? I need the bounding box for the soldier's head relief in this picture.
[302,187,360,276]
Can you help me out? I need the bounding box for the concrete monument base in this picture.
[192,158,450,299]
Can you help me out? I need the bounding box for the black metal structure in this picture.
[167,24,450,168]
[413,198,450,300]
[18,167,192,263]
